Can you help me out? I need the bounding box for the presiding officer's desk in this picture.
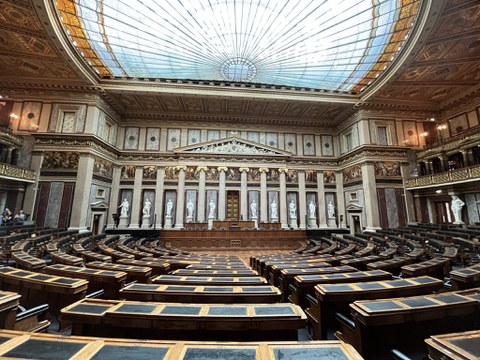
[60,298,307,341]
[336,288,480,358]
[0,329,365,360]
[44,264,126,299]
[278,265,357,302]
[425,329,480,360]
[85,261,152,283]
[289,270,392,308]
[306,276,443,340]
[120,283,282,303]
[152,275,267,286]
[0,266,88,317]
[170,268,258,277]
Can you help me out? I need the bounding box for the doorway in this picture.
[434,201,452,223]
[226,190,240,220]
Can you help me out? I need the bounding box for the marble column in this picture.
[6,148,14,164]
[69,154,95,232]
[218,166,227,221]
[240,167,249,221]
[106,165,122,229]
[335,171,346,228]
[317,170,328,228]
[298,170,307,229]
[426,160,433,175]
[196,166,207,223]
[174,165,187,229]
[259,167,268,223]
[23,151,43,221]
[279,168,289,229]
[128,166,143,229]
[361,162,381,231]
[154,166,165,229]
[401,164,416,224]
[461,149,469,167]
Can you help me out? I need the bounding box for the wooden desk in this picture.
[366,256,414,275]
[117,258,170,275]
[340,256,381,271]
[401,257,451,279]
[44,264,126,299]
[290,270,392,308]
[61,298,307,341]
[450,264,480,290]
[98,244,135,261]
[268,261,332,286]
[50,251,84,266]
[0,290,20,329]
[81,250,112,263]
[307,276,443,340]
[278,265,357,302]
[337,289,480,358]
[426,329,480,360]
[0,329,365,359]
[152,275,267,286]
[120,283,282,303]
[0,266,87,317]
[171,269,258,277]
[86,261,152,283]
[11,251,46,271]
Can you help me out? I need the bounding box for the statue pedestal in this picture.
[453,221,464,225]
[208,217,214,230]
[141,215,151,229]
[327,218,337,228]
[118,216,129,229]
[186,215,193,223]
[270,216,278,223]
[252,216,258,229]
[164,216,173,229]
[308,217,318,229]
[289,218,298,229]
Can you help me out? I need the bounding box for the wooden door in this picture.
[226,191,240,220]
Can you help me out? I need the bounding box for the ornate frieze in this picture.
[42,151,79,169]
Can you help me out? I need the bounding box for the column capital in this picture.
[278,168,289,174]
[196,165,208,172]
[239,167,250,173]
[259,167,269,173]
[176,165,187,171]
[217,166,228,172]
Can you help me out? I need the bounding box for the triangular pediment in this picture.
[175,136,291,156]
[346,203,363,212]
[90,201,109,211]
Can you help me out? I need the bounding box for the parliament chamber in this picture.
[0,0,479,359]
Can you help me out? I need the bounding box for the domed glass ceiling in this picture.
[56,0,421,93]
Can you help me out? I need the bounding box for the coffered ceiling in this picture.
[0,0,479,127]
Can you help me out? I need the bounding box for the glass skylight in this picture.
[56,0,421,92]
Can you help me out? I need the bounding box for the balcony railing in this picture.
[405,165,480,189]
[0,163,35,182]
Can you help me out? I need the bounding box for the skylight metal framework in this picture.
[56,0,421,93]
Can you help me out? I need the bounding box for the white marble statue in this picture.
[270,199,278,219]
[166,199,173,217]
[119,198,129,217]
[289,199,297,219]
[250,200,257,218]
[186,199,194,218]
[142,198,151,216]
[327,200,335,218]
[208,199,216,219]
[451,195,465,223]
[308,200,316,218]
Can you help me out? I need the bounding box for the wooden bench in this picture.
[152,275,267,286]
[425,329,480,360]
[306,276,444,340]
[0,266,88,318]
[449,264,480,290]
[120,283,282,303]
[44,264,126,299]
[0,329,364,359]
[86,261,152,283]
[336,288,480,358]
[61,298,306,341]
[289,270,393,308]
[400,257,451,279]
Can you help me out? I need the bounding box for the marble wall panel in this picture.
[146,128,160,150]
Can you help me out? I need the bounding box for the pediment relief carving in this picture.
[174,136,291,156]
